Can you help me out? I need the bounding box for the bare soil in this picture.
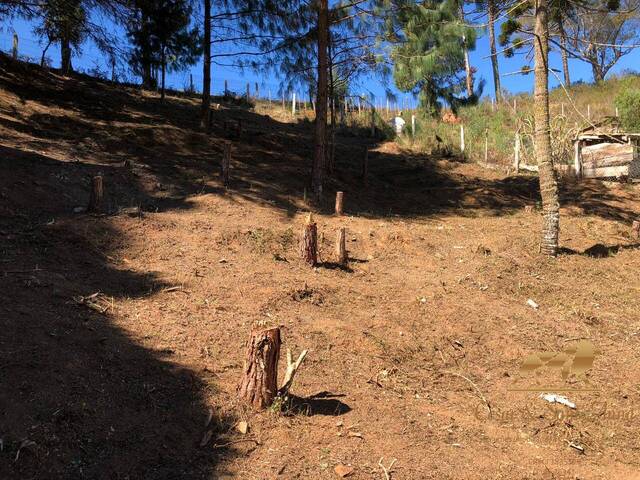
[1,55,640,479]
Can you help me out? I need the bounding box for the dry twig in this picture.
[378,457,397,480]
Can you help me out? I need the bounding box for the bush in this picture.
[615,87,640,131]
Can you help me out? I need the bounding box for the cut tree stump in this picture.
[88,175,104,213]
[221,141,231,187]
[632,220,640,240]
[336,227,347,265]
[300,213,318,266]
[237,327,281,409]
[335,191,344,216]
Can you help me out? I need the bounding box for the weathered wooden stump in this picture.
[632,220,640,240]
[336,227,347,265]
[221,141,231,187]
[88,175,104,213]
[237,327,281,409]
[335,191,344,216]
[300,213,318,266]
[361,148,368,185]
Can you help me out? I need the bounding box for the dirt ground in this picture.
[1,55,640,479]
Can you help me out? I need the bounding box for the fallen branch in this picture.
[446,371,491,416]
[277,348,308,398]
[213,438,260,449]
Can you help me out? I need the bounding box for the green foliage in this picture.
[391,0,479,116]
[35,0,86,49]
[128,0,201,88]
[615,85,640,131]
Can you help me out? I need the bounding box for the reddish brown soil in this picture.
[1,55,640,479]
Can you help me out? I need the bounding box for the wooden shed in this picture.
[574,120,640,180]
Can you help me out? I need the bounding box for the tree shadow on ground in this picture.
[0,149,235,479]
[285,392,351,417]
[2,53,638,226]
[559,242,640,258]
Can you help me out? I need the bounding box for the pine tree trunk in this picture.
[201,0,211,129]
[237,327,281,409]
[487,0,501,102]
[361,147,368,184]
[460,4,473,97]
[61,37,72,75]
[534,0,560,256]
[161,48,166,100]
[327,35,336,175]
[558,19,571,87]
[312,0,329,202]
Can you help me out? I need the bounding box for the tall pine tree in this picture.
[391,0,479,116]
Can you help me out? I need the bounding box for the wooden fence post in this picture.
[514,132,521,173]
[587,104,591,120]
[246,82,250,102]
[88,175,104,213]
[484,129,489,163]
[300,214,317,266]
[574,139,582,178]
[255,82,259,100]
[222,141,231,187]
[224,80,228,96]
[335,191,344,215]
[460,124,465,153]
[336,227,347,265]
[237,327,281,409]
[12,33,18,59]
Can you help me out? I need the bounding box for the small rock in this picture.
[527,299,539,309]
[236,421,249,434]
[334,464,354,477]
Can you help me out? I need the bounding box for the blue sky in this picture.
[2,12,639,105]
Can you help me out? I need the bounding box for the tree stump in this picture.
[361,148,368,185]
[88,175,104,213]
[632,220,640,240]
[300,213,318,266]
[336,227,347,265]
[237,327,281,409]
[335,191,344,216]
[221,142,231,187]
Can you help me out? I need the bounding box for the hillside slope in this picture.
[1,55,640,479]
[409,73,640,168]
